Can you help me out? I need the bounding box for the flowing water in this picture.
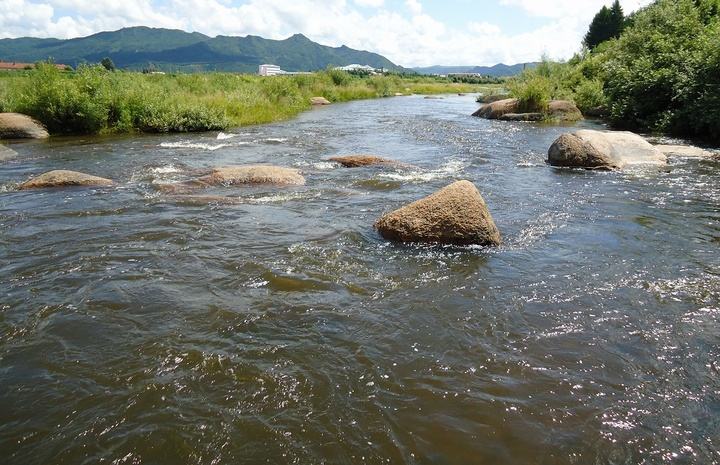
[1,95,719,465]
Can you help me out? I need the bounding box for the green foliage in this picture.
[0,66,493,135]
[326,68,352,86]
[508,73,551,112]
[573,79,607,112]
[602,0,719,138]
[512,0,719,142]
[100,57,116,71]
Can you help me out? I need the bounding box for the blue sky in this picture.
[0,0,652,66]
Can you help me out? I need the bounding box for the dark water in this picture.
[1,95,720,465]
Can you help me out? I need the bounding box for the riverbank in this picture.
[0,64,498,136]
[504,0,720,144]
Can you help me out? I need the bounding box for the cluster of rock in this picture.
[4,110,717,249]
[472,98,582,123]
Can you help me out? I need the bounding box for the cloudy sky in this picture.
[1,0,652,67]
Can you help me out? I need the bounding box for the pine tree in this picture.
[610,0,625,36]
[584,2,626,50]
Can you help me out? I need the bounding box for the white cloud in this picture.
[0,0,655,67]
[354,0,384,7]
[499,0,653,18]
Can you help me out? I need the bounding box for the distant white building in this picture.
[259,64,284,76]
[334,64,381,74]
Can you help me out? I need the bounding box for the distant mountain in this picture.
[413,63,537,77]
[0,27,403,73]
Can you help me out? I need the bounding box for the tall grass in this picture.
[0,64,497,135]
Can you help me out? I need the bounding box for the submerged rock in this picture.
[19,170,114,189]
[0,113,49,139]
[197,165,305,186]
[654,144,715,158]
[498,112,544,122]
[424,96,444,100]
[0,144,17,161]
[374,180,501,246]
[328,155,405,168]
[472,98,582,122]
[548,130,667,170]
[311,97,331,106]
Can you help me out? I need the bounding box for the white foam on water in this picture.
[151,165,183,174]
[378,159,467,182]
[248,192,317,204]
[265,138,288,143]
[160,141,230,151]
[216,132,238,140]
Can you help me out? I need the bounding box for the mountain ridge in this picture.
[0,27,403,73]
[413,63,537,77]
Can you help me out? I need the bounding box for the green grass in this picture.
[0,64,499,135]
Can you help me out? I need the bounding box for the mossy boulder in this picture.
[374,180,501,246]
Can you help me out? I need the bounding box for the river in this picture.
[1,95,719,465]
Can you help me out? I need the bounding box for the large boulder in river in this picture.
[0,113,49,139]
[374,180,501,246]
[19,170,114,189]
[472,98,519,119]
[328,155,406,168]
[472,98,582,122]
[548,130,667,170]
[310,97,331,106]
[197,165,305,186]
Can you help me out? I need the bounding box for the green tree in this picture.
[100,57,116,72]
[584,2,625,49]
[609,0,625,36]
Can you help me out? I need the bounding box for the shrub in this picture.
[573,79,607,112]
[508,74,552,112]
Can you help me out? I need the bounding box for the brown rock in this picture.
[19,170,114,189]
[547,100,583,122]
[472,99,582,122]
[310,97,331,105]
[374,180,501,246]
[328,155,406,168]
[472,98,519,119]
[0,113,49,139]
[197,165,305,186]
[548,130,667,170]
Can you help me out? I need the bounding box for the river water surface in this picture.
[1,95,719,465]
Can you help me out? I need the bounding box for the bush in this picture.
[508,74,552,112]
[573,79,607,112]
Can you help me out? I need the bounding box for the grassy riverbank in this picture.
[0,64,498,135]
